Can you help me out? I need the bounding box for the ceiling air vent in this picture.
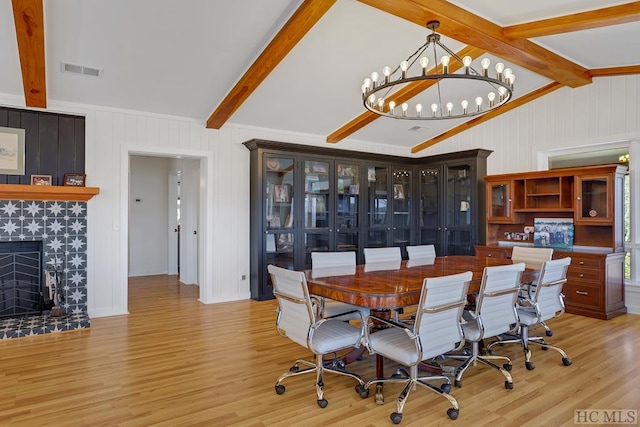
[60,62,104,77]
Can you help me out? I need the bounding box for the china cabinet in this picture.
[245,139,491,300]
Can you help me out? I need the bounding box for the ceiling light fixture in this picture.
[361,21,515,120]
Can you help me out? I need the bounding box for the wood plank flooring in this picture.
[1,274,639,426]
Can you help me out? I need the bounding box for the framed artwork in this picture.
[393,184,405,200]
[0,127,26,175]
[534,218,574,248]
[63,173,86,187]
[31,174,52,186]
[273,184,290,203]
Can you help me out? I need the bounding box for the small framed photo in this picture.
[393,184,405,200]
[273,184,290,203]
[31,174,52,186]
[63,173,86,187]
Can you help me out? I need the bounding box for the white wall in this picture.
[128,155,170,277]
[1,74,638,317]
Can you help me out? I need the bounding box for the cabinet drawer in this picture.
[564,282,602,310]
[475,247,508,259]
[555,254,603,270]
[567,267,603,283]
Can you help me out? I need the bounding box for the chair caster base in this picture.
[562,357,572,366]
[356,384,369,398]
[441,383,451,394]
[454,379,462,388]
[525,361,535,370]
[317,398,328,408]
[447,408,459,420]
[275,384,285,395]
[391,412,402,424]
[505,381,513,389]
[503,363,512,371]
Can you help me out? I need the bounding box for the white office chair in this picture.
[406,244,436,263]
[510,246,554,336]
[311,251,369,320]
[488,257,572,370]
[511,246,553,271]
[364,271,472,423]
[363,247,402,264]
[444,262,525,389]
[268,265,369,408]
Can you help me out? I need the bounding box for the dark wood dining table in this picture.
[305,255,536,403]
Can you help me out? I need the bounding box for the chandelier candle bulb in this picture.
[481,58,491,77]
[488,92,496,107]
[420,57,429,75]
[360,20,514,120]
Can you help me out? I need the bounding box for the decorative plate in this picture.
[266,159,280,170]
[589,209,597,217]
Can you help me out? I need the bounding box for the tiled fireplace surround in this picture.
[0,198,91,339]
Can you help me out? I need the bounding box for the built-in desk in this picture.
[474,244,626,320]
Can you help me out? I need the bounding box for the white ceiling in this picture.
[1,0,639,151]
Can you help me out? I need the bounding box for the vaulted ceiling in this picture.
[3,0,640,153]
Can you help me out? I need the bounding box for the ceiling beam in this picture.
[411,82,564,153]
[12,0,46,108]
[206,0,336,129]
[326,45,485,143]
[589,65,640,77]
[504,2,640,39]
[357,0,591,88]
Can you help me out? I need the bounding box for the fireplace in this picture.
[0,241,43,318]
[0,185,99,339]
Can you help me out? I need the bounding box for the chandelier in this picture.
[361,21,515,120]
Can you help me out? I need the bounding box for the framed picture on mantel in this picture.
[0,127,26,175]
[63,173,86,187]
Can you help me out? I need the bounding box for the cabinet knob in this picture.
[579,261,584,265]
[576,290,589,296]
[579,274,584,278]
[577,196,581,200]
[487,253,492,257]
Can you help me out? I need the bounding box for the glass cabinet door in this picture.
[304,159,331,267]
[392,167,411,258]
[264,155,295,272]
[445,164,473,255]
[336,161,360,254]
[576,174,612,224]
[487,181,513,222]
[366,165,390,248]
[418,167,441,254]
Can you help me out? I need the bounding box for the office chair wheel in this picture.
[505,381,513,389]
[356,384,369,398]
[289,364,299,372]
[487,348,495,355]
[441,383,451,394]
[503,363,512,371]
[447,408,459,420]
[541,346,549,351]
[562,357,572,366]
[454,379,462,388]
[317,398,328,408]
[275,384,286,395]
[390,412,403,424]
[525,361,535,371]
[545,330,553,337]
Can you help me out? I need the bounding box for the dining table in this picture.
[305,254,536,403]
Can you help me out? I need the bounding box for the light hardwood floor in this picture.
[1,275,639,426]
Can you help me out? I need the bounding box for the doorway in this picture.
[122,146,211,310]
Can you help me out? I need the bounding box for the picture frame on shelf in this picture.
[393,184,405,200]
[63,173,86,187]
[273,184,290,203]
[31,174,52,186]
[0,126,26,175]
[349,184,359,195]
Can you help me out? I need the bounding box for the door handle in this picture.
[193,231,197,235]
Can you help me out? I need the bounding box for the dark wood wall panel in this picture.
[0,107,85,185]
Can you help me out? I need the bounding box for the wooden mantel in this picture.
[0,184,100,201]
